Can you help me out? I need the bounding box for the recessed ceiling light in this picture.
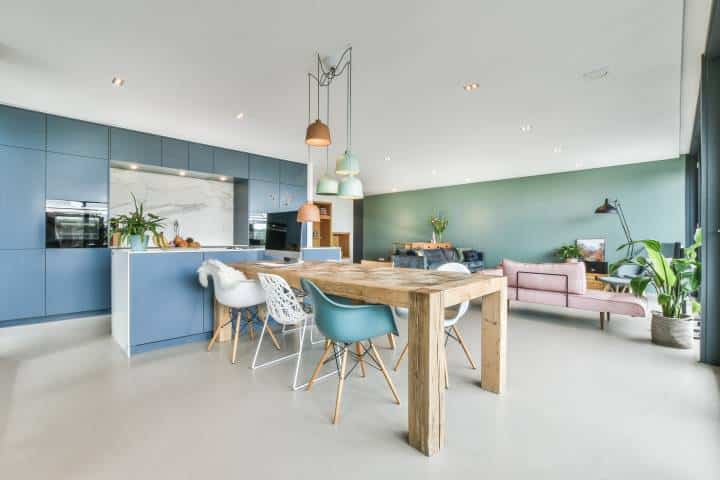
[129,164,138,170]
[235,113,245,120]
[553,146,563,153]
[431,169,437,176]
[219,176,228,182]
[384,155,391,162]
[582,67,609,80]
[463,82,479,91]
[111,77,125,87]
[520,124,532,133]
[179,170,187,176]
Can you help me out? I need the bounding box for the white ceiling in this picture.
[0,1,711,195]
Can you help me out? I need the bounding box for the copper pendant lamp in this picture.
[305,119,331,147]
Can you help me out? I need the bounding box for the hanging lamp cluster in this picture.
[305,46,363,199]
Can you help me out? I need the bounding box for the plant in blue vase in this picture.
[430,213,448,243]
[110,194,166,251]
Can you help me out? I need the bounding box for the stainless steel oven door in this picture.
[45,200,108,248]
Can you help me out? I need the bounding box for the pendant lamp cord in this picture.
[326,71,330,173]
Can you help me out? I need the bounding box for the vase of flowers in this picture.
[430,213,448,243]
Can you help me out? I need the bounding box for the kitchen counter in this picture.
[111,247,266,356]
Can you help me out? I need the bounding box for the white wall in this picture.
[315,194,354,259]
[110,168,234,246]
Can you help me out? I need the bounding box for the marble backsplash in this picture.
[110,168,234,245]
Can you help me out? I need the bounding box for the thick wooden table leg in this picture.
[481,289,507,394]
[407,290,445,456]
[213,298,232,343]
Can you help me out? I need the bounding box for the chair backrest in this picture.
[615,263,643,278]
[301,278,397,343]
[436,262,470,322]
[501,258,587,295]
[257,273,306,326]
[197,260,266,308]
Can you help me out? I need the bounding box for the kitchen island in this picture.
[111,247,265,356]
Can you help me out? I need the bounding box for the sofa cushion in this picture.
[508,287,647,317]
[462,249,483,262]
[502,259,586,295]
[423,249,445,265]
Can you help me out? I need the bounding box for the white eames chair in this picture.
[198,260,280,364]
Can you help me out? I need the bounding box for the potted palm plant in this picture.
[556,243,583,263]
[611,228,701,349]
[110,194,166,251]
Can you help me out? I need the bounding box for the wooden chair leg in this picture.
[207,322,224,351]
[231,315,241,364]
[260,305,281,350]
[387,333,396,350]
[356,342,366,377]
[307,341,333,391]
[246,309,254,340]
[332,347,349,424]
[443,346,449,389]
[369,341,400,404]
[452,325,477,370]
[393,342,409,371]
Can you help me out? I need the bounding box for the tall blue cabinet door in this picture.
[249,154,279,183]
[0,250,45,322]
[279,183,307,211]
[110,128,162,166]
[189,143,213,173]
[46,249,111,315]
[0,105,46,150]
[46,153,108,202]
[0,146,45,249]
[161,137,189,170]
[213,148,248,178]
[130,253,204,346]
[280,161,307,187]
[47,116,109,159]
[249,179,279,214]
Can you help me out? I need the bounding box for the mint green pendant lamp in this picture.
[338,174,363,199]
[335,150,359,176]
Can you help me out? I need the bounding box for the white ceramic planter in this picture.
[651,312,694,349]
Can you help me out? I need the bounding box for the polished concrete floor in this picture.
[1,304,718,479]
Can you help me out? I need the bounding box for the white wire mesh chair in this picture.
[253,273,336,390]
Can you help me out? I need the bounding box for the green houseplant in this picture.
[110,194,166,251]
[556,243,582,262]
[611,228,701,348]
[430,213,448,243]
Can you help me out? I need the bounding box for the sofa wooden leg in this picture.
[599,312,605,330]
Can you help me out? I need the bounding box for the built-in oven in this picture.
[45,200,108,248]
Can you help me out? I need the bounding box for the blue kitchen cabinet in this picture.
[0,250,45,322]
[0,145,45,249]
[249,179,279,214]
[189,143,213,173]
[279,183,307,211]
[162,137,189,170]
[130,253,204,346]
[46,152,108,202]
[249,154,279,183]
[47,116,108,159]
[0,105,45,150]
[200,250,264,332]
[280,161,307,187]
[213,148,248,178]
[45,249,111,315]
[110,127,162,166]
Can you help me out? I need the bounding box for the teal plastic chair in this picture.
[301,278,400,424]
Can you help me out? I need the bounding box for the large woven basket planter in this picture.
[651,312,694,349]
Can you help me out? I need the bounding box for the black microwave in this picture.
[46,200,108,248]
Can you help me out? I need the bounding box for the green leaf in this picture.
[629,276,651,297]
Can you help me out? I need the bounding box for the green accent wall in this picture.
[363,158,685,267]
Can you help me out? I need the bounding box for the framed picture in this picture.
[576,238,606,262]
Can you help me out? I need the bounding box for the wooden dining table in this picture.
[231,261,507,457]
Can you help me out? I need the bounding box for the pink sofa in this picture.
[500,259,648,329]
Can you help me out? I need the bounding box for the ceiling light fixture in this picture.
[179,170,187,176]
[553,146,563,153]
[129,164,138,170]
[384,156,391,162]
[582,67,609,80]
[219,176,228,182]
[111,77,125,87]
[431,169,437,176]
[520,124,532,133]
[463,82,479,91]
[235,113,245,120]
